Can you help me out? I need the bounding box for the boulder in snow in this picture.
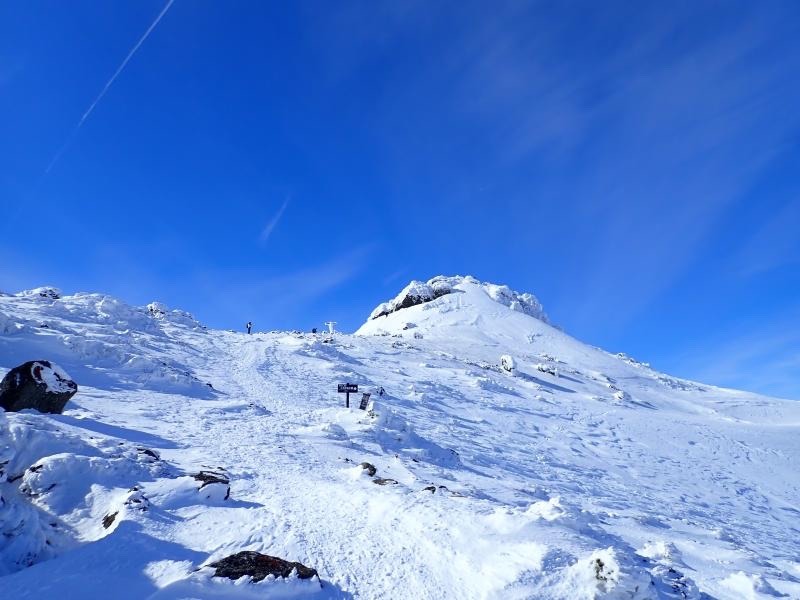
[0,361,77,414]
[209,551,318,582]
[193,469,230,501]
[373,477,398,486]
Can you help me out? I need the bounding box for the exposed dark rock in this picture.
[34,288,60,300]
[422,485,436,493]
[0,360,77,414]
[360,462,377,477]
[373,478,398,486]
[102,512,118,529]
[210,551,318,582]
[193,470,229,488]
[371,280,454,319]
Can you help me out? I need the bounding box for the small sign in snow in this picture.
[337,383,358,408]
[358,393,371,410]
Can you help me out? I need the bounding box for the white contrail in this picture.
[45,0,175,173]
[260,199,290,244]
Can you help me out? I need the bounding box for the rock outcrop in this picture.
[209,551,318,581]
[369,277,456,319]
[368,275,549,323]
[0,361,77,414]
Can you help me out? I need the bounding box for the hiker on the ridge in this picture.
[246,321,252,334]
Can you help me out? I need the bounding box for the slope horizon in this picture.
[3,274,797,402]
[1,275,798,598]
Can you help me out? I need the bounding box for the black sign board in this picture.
[338,383,358,407]
[358,393,371,410]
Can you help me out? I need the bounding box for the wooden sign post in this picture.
[337,383,358,408]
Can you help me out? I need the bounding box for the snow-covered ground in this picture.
[1,278,798,599]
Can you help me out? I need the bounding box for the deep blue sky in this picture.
[2,1,799,398]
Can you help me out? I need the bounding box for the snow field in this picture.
[1,280,799,598]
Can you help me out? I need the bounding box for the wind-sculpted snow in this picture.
[0,290,214,397]
[0,412,171,576]
[0,283,799,598]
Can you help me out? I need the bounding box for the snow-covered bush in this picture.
[536,363,558,377]
[500,354,516,373]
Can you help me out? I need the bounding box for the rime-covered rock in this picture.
[15,287,61,300]
[366,275,548,323]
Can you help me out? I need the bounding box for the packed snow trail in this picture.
[1,279,799,599]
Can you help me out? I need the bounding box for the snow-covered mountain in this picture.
[1,278,798,599]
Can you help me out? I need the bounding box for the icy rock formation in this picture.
[15,287,61,300]
[370,276,457,319]
[369,275,549,323]
[0,361,77,414]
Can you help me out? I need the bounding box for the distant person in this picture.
[312,327,317,334]
[378,386,385,397]
[246,321,252,334]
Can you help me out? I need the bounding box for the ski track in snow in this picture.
[1,281,799,599]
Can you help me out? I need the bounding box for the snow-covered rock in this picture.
[368,275,549,324]
[15,287,61,300]
[0,360,77,413]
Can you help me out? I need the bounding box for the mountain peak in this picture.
[366,275,548,323]
[357,275,550,340]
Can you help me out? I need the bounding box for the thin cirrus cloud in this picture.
[45,0,176,174]
[259,199,290,245]
[675,309,800,400]
[736,198,800,277]
[457,5,800,332]
[190,244,375,329]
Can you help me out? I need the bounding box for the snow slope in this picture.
[1,278,799,599]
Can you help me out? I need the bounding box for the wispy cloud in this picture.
[259,198,290,244]
[190,244,376,330]
[671,309,800,400]
[382,269,406,286]
[736,197,800,277]
[45,0,176,174]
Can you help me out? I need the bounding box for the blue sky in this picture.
[1,1,799,398]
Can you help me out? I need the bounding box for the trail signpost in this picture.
[358,392,371,410]
[338,383,358,408]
